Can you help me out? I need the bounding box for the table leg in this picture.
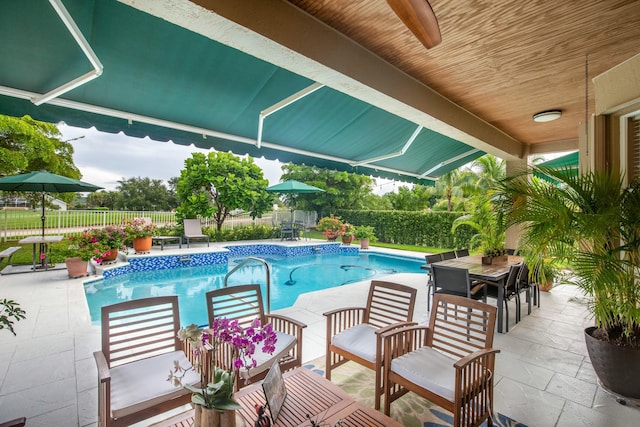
[31,244,36,271]
[497,278,505,333]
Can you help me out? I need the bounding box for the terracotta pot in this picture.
[196,405,237,427]
[102,248,118,262]
[341,235,353,245]
[360,238,370,249]
[584,326,640,399]
[64,257,88,278]
[133,236,152,253]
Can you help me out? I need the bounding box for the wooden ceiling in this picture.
[285,0,640,153]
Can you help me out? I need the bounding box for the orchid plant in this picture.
[168,317,277,410]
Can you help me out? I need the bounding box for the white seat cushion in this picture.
[239,330,297,380]
[390,346,456,403]
[331,324,378,363]
[110,350,200,419]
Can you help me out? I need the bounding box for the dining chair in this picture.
[431,264,487,303]
[517,263,539,314]
[382,293,499,427]
[425,253,443,309]
[205,284,306,388]
[94,296,201,427]
[279,221,295,240]
[324,280,417,410]
[454,248,469,257]
[441,250,457,260]
[486,263,522,332]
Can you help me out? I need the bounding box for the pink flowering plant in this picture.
[168,317,277,410]
[122,217,157,239]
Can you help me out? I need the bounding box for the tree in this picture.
[86,191,120,210]
[176,152,271,230]
[386,184,434,211]
[279,164,373,217]
[115,177,176,211]
[0,114,81,205]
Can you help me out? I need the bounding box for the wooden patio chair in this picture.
[183,218,209,247]
[205,284,306,388]
[93,296,202,427]
[324,280,417,410]
[382,293,499,427]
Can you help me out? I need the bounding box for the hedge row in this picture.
[334,210,474,249]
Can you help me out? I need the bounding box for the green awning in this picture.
[0,0,484,184]
[535,151,579,183]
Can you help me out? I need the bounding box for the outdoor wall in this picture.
[593,52,640,115]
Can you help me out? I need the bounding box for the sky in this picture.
[58,124,399,195]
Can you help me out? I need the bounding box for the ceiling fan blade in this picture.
[387,0,442,49]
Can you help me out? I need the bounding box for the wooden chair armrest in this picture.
[454,348,500,370]
[0,417,26,427]
[382,324,430,360]
[93,351,111,384]
[375,321,417,336]
[323,306,365,317]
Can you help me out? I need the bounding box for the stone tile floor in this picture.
[0,241,638,426]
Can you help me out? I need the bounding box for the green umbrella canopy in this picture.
[0,170,103,237]
[266,180,325,194]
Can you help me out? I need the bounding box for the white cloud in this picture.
[59,125,284,190]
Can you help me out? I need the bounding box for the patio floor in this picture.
[0,240,638,426]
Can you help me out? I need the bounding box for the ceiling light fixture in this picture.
[533,110,562,123]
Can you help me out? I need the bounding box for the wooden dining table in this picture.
[430,254,523,333]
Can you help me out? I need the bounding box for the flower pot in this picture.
[584,326,640,399]
[341,235,353,245]
[64,257,88,278]
[133,236,152,253]
[196,405,237,427]
[102,248,118,262]
[360,238,370,249]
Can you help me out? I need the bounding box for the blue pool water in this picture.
[84,251,424,326]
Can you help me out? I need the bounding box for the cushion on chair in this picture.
[239,330,297,380]
[390,346,456,403]
[110,350,200,419]
[331,324,378,363]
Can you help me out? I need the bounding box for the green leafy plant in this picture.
[169,318,277,410]
[354,225,377,241]
[451,196,506,256]
[0,298,26,336]
[342,222,356,238]
[498,167,640,347]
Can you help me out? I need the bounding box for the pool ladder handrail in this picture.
[223,257,272,313]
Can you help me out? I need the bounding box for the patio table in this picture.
[430,254,523,333]
[18,235,63,271]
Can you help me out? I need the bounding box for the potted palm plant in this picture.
[498,166,640,400]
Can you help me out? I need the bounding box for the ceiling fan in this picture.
[386,0,442,49]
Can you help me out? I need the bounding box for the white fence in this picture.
[0,209,297,241]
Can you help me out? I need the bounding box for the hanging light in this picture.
[533,110,562,122]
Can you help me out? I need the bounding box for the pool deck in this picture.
[1,239,639,426]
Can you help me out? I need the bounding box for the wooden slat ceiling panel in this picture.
[287,0,640,149]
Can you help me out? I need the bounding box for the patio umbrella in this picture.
[266,179,324,220]
[0,170,103,237]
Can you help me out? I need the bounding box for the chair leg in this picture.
[503,299,509,333]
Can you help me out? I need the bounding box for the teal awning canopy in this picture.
[0,0,485,184]
[535,152,579,183]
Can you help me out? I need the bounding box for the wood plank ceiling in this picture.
[285,0,640,154]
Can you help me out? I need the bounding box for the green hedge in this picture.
[334,210,475,249]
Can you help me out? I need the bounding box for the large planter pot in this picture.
[584,326,640,399]
[341,235,353,245]
[359,238,370,249]
[64,257,88,278]
[195,405,237,427]
[133,236,152,253]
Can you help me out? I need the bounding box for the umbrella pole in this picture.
[41,191,46,238]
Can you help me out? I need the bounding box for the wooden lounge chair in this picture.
[383,293,499,427]
[93,296,201,427]
[324,280,417,410]
[205,284,306,388]
[183,218,209,247]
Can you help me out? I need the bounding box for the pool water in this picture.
[84,252,424,326]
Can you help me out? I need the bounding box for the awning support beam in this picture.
[256,82,324,148]
[419,148,480,178]
[31,0,103,106]
[351,125,423,166]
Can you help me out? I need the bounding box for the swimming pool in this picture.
[84,248,424,326]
